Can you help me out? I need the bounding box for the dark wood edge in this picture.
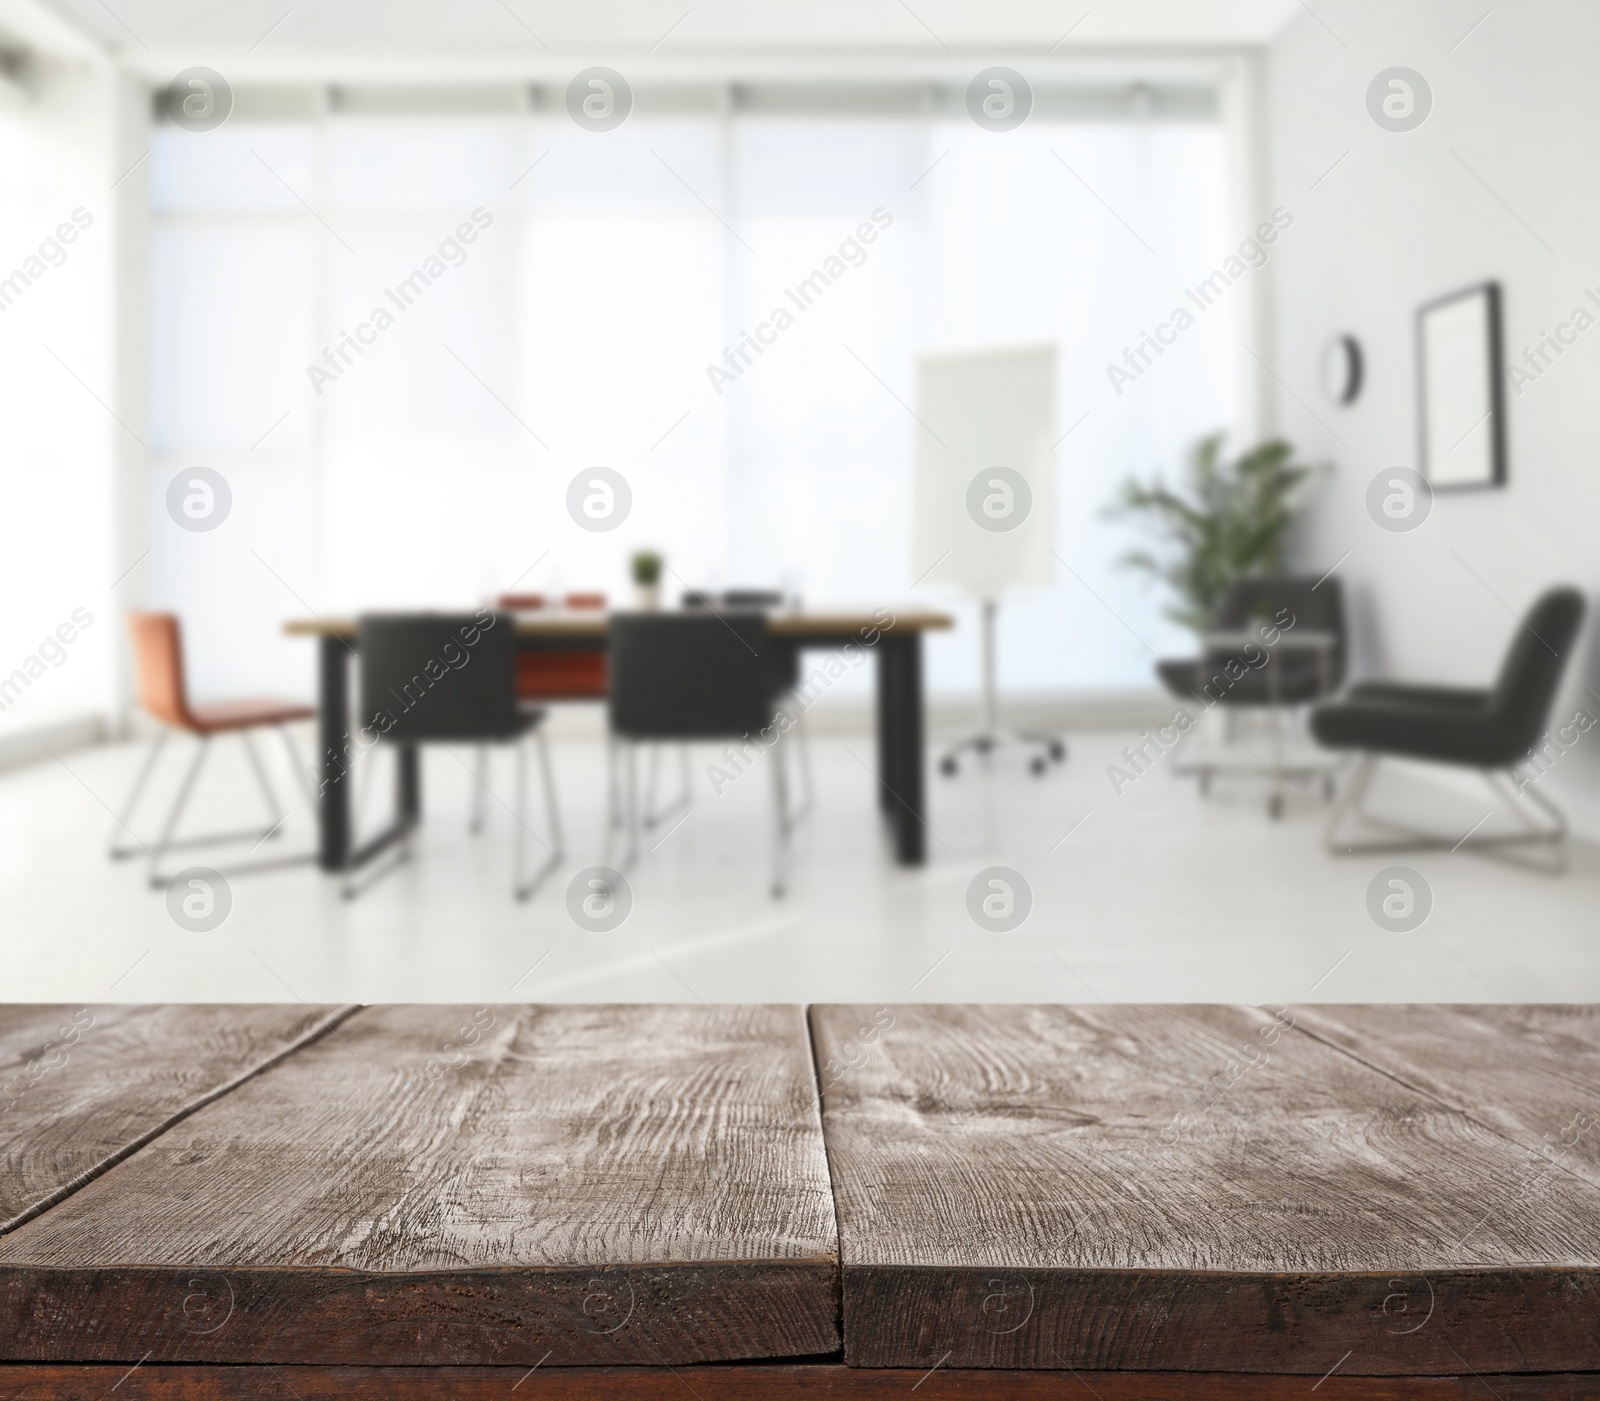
[838,1262,1600,1375]
[0,1261,841,1366]
[4,1363,1598,1399]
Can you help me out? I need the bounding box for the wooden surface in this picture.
[0,1004,838,1366]
[283,608,952,640]
[9,1002,1600,1380]
[1294,1004,1600,1189]
[4,1364,1598,1400]
[0,1004,355,1236]
[811,1003,1600,1375]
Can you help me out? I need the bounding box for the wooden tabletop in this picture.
[0,1005,838,1366]
[284,607,952,641]
[4,1003,1598,1381]
[1291,1003,1600,1189]
[811,1003,1600,1376]
[0,1004,352,1235]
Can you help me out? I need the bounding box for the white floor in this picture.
[2,721,1597,1006]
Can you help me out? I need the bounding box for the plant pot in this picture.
[635,583,661,610]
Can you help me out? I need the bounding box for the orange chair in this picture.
[112,612,315,884]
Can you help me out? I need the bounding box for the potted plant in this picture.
[631,549,663,610]
[1107,434,1316,633]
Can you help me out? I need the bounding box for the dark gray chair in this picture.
[1312,586,1585,864]
[609,611,791,896]
[1158,575,1347,706]
[1157,575,1347,814]
[352,613,561,900]
[680,589,814,826]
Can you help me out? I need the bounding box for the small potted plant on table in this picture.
[631,549,663,610]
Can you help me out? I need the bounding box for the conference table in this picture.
[286,607,953,874]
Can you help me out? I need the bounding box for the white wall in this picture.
[1265,0,1600,807]
[0,49,120,737]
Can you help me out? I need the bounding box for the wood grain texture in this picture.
[1292,1005,1600,1189]
[811,1004,1600,1374]
[0,1004,355,1235]
[3,1365,1599,1400]
[0,1004,838,1366]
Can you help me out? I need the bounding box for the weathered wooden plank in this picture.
[0,1004,838,1366]
[0,1004,356,1235]
[1293,1004,1600,1189]
[811,1003,1600,1374]
[2,1364,1598,1400]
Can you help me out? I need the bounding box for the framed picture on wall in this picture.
[1416,281,1506,490]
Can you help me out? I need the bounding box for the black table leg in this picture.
[319,634,420,875]
[398,745,421,822]
[875,642,895,812]
[876,634,926,865]
[318,636,350,872]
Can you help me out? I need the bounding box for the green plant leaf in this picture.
[1105,433,1322,635]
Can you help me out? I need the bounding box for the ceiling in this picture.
[31,0,1304,64]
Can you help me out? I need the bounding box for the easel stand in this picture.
[939,599,1066,777]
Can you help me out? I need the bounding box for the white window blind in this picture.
[148,92,1237,702]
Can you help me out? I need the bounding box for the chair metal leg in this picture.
[1323,754,1377,848]
[643,743,661,827]
[788,709,815,826]
[607,734,624,830]
[1325,754,1569,873]
[342,745,413,900]
[124,723,317,884]
[770,729,791,898]
[624,742,640,871]
[278,724,315,809]
[538,727,565,864]
[1486,770,1569,873]
[470,744,489,834]
[1173,697,1337,800]
[109,729,167,859]
[143,734,303,886]
[643,741,692,829]
[514,728,563,902]
[341,834,410,900]
[601,738,620,870]
[353,737,378,830]
[1493,769,1568,842]
[514,739,526,893]
[147,738,210,887]
[240,730,285,830]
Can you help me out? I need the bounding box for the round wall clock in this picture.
[1320,333,1363,405]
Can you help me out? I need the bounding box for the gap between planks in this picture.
[0,1005,361,1237]
[1286,1011,1600,1201]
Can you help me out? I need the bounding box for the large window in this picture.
[0,109,113,729]
[148,86,1239,701]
